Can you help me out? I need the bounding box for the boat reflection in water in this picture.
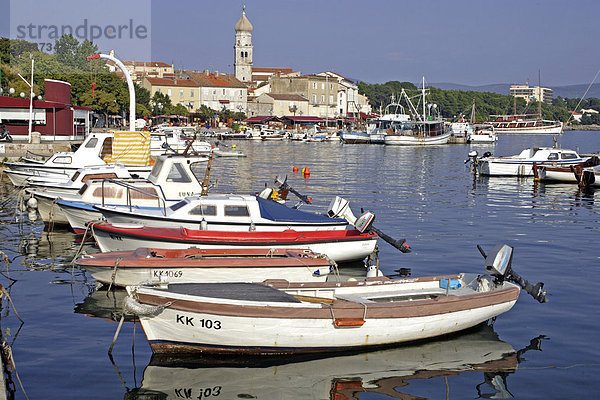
[124,324,545,400]
[74,287,137,323]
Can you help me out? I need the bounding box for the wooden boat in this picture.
[89,222,378,262]
[485,114,563,134]
[76,248,336,287]
[125,244,546,355]
[534,155,600,183]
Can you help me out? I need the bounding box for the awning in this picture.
[245,116,280,123]
[283,116,327,123]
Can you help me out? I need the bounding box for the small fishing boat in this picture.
[340,130,370,144]
[468,124,498,143]
[469,147,587,177]
[89,222,379,262]
[534,155,600,183]
[124,244,546,354]
[76,248,336,287]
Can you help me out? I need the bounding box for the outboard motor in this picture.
[466,150,479,174]
[480,244,547,303]
[328,196,411,253]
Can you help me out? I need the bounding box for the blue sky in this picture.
[2,0,599,86]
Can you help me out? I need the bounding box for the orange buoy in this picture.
[302,167,310,177]
[293,166,298,172]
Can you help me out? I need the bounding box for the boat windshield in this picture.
[169,199,189,212]
[561,152,578,160]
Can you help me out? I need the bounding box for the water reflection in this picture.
[74,286,137,323]
[121,325,546,400]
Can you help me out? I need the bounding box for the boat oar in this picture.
[477,244,547,303]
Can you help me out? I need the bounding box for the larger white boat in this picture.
[383,78,451,146]
[149,126,212,156]
[473,147,587,177]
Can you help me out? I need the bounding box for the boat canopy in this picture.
[255,196,345,223]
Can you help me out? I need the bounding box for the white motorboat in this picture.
[89,221,378,260]
[472,147,587,177]
[340,130,370,144]
[4,131,152,186]
[25,164,135,196]
[535,156,600,184]
[27,154,208,231]
[125,244,546,354]
[150,127,212,156]
[468,124,498,143]
[92,193,351,232]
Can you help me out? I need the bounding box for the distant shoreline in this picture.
[564,124,600,131]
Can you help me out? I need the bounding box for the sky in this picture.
[1,0,599,87]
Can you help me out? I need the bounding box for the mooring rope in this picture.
[106,258,122,294]
[1,342,29,400]
[0,286,24,323]
[108,295,172,355]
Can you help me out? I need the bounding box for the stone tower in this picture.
[234,6,253,83]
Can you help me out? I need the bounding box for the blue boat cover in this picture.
[255,196,346,224]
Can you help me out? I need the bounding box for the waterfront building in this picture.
[317,71,372,118]
[510,84,553,104]
[0,79,90,141]
[142,77,200,112]
[181,70,248,113]
[247,93,308,118]
[108,60,174,84]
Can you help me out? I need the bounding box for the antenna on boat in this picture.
[201,155,213,196]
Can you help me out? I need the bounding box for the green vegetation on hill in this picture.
[358,81,597,125]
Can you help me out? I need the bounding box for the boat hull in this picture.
[90,223,378,262]
[77,248,335,286]
[384,132,451,146]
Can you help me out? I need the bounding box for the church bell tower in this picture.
[234,6,253,83]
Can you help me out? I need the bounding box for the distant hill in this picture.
[430,82,600,99]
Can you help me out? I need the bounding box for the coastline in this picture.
[564,124,600,131]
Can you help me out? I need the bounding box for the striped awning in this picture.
[107,131,151,166]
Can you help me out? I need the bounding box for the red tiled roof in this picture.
[144,77,199,87]
[184,71,246,88]
[252,67,294,74]
[266,93,307,101]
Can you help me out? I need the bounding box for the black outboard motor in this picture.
[0,125,13,142]
[479,244,547,303]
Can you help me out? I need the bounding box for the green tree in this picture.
[80,90,119,126]
[151,91,172,115]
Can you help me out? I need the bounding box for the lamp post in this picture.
[17,56,35,143]
[289,104,298,131]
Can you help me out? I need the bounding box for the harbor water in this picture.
[0,131,599,399]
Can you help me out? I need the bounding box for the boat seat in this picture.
[336,288,449,303]
[159,282,302,303]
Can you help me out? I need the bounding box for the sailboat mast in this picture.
[538,69,542,119]
[422,76,426,121]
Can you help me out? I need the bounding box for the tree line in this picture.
[357,81,600,125]
[0,36,245,125]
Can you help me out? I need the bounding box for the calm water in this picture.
[1,131,599,399]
